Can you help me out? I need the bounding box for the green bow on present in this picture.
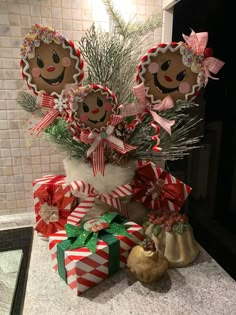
[57,212,131,282]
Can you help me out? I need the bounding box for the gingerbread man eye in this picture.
[37,56,44,68]
[161,60,171,71]
[83,102,89,113]
[97,97,103,107]
[176,70,186,81]
[52,50,60,64]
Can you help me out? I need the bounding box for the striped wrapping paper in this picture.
[48,221,144,296]
[32,175,78,223]
[134,161,192,212]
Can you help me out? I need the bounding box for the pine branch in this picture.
[126,14,162,37]
[77,25,139,103]
[43,118,89,160]
[102,0,162,39]
[127,109,203,162]
[77,20,162,104]
[102,0,128,37]
[17,91,40,113]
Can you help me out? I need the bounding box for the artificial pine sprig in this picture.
[102,0,162,38]
[78,24,141,104]
[43,118,89,160]
[17,90,40,113]
[127,112,202,162]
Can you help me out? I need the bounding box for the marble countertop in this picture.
[23,232,236,315]
[0,249,23,315]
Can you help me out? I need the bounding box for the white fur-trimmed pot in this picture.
[63,158,148,224]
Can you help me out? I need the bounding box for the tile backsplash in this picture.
[0,0,163,217]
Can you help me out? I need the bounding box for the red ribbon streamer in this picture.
[31,93,68,135]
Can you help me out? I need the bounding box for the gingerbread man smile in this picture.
[40,67,65,86]
[88,111,107,124]
[153,73,179,94]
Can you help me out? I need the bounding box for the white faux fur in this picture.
[63,157,148,224]
[63,158,137,192]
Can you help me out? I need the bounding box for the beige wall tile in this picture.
[9,15,20,26]
[62,0,72,8]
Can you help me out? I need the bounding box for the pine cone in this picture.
[105,148,131,166]
[113,122,129,141]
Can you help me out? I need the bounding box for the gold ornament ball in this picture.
[127,244,169,283]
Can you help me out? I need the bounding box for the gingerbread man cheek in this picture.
[31,67,41,78]
[178,82,191,94]
[80,114,88,122]
[62,57,71,67]
[148,62,159,74]
[104,103,112,111]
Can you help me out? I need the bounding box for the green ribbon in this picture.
[57,212,130,282]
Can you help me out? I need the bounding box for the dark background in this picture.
[171,0,235,279]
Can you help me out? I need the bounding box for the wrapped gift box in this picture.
[132,161,192,212]
[48,213,144,296]
[32,175,79,237]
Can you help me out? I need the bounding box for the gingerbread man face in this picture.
[20,24,84,96]
[136,43,203,103]
[69,85,117,131]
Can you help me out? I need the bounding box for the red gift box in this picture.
[32,175,78,237]
[132,162,192,212]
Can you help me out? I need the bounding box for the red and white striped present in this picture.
[132,161,192,212]
[48,220,144,296]
[32,175,78,237]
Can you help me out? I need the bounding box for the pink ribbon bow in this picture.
[31,93,68,135]
[120,83,175,135]
[66,180,133,225]
[182,30,225,85]
[80,115,137,176]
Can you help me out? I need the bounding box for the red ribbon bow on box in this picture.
[34,184,75,237]
[132,162,186,211]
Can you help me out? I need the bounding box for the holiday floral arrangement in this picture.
[16,1,224,292]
